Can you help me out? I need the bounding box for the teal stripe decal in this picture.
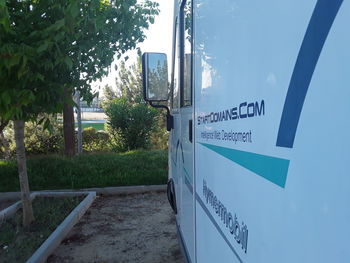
[199,143,290,188]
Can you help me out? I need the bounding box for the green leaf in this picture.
[17,66,28,79]
[47,19,65,32]
[0,1,10,31]
[38,117,45,125]
[37,42,49,53]
[22,55,28,68]
[1,91,10,105]
[64,56,73,69]
[8,54,21,67]
[43,118,50,130]
[37,73,44,81]
[69,1,80,18]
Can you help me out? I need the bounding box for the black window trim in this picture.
[170,15,179,111]
[180,0,193,108]
[171,0,194,111]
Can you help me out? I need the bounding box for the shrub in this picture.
[104,98,158,151]
[0,117,64,158]
[24,119,64,155]
[0,119,111,159]
[82,127,98,145]
[150,112,169,150]
[82,127,110,152]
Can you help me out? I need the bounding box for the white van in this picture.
[142,0,349,262]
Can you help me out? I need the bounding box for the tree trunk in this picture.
[63,88,75,157]
[0,130,11,160]
[13,120,35,227]
[75,91,83,155]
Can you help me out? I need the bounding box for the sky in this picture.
[92,0,174,94]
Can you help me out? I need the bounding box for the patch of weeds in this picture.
[0,196,84,263]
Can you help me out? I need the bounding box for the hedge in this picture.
[0,150,168,192]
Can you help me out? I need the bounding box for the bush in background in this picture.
[0,120,112,159]
[105,98,158,151]
[150,112,169,150]
[82,127,110,152]
[24,119,64,155]
[0,104,168,159]
[0,117,64,158]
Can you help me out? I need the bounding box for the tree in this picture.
[148,58,169,99]
[57,0,159,156]
[0,0,159,225]
[0,0,71,226]
[102,54,144,106]
[115,53,144,104]
[103,84,118,101]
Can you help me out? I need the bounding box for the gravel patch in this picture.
[47,192,184,263]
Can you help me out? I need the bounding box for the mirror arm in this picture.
[149,102,174,131]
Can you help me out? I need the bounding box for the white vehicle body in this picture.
[163,0,350,262]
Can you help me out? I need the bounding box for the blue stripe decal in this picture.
[172,157,176,166]
[199,143,290,188]
[183,168,194,194]
[175,139,180,163]
[276,0,343,148]
[176,223,193,263]
[196,193,243,263]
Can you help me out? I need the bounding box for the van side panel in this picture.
[194,0,350,262]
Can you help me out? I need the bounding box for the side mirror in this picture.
[142,52,173,131]
[142,52,169,101]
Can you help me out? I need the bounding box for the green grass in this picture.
[78,123,105,131]
[0,150,168,192]
[0,196,84,263]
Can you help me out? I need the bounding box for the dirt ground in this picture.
[47,192,184,263]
